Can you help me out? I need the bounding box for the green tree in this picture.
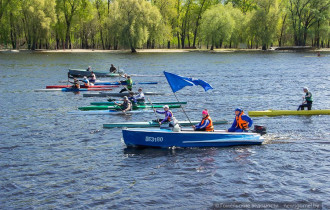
[288,0,330,46]
[200,4,234,50]
[108,0,164,52]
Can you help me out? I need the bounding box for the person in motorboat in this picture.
[82,76,90,86]
[135,88,145,102]
[69,78,80,89]
[192,109,214,132]
[119,74,133,93]
[114,96,132,113]
[297,87,313,110]
[109,64,117,73]
[88,71,96,84]
[227,108,253,132]
[154,105,174,126]
[86,66,91,71]
[128,92,137,105]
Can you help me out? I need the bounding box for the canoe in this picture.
[78,104,181,111]
[83,92,165,97]
[249,109,330,117]
[46,85,119,89]
[122,128,264,148]
[69,69,122,77]
[35,88,112,92]
[104,119,228,128]
[95,82,158,85]
[90,101,187,106]
[62,88,112,92]
[68,110,154,115]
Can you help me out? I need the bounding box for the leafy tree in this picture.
[288,0,330,46]
[200,4,234,50]
[108,0,164,52]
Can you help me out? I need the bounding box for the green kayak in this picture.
[90,101,187,106]
[103,120,228,128]
[78,104,182,111]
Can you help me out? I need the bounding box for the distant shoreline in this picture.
[1,48,329,53]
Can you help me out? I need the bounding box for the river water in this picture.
[0,50,329,209]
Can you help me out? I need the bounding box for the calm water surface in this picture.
[0,51,329,209]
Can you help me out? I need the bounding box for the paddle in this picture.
[148,97,160,126]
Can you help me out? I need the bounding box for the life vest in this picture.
[305,92,313,102]
[121,100,131,110]
[201,115,214,132]
[82,80,89,86]
[126,79,133,89]
[235,112,249,129]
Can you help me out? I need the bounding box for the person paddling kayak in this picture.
[88,71,96,84]
[227,108,253,132]
[154,105,174,125]
[192,109,214,132]
[114,96,132,113]
[128,92,137,105]
[297,87,313,110]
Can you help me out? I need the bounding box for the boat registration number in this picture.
[145,136,163,142]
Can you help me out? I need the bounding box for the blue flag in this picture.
[164,71,213,93]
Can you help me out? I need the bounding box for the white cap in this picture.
[303,87,308,91]
[163,105,169,109]
[123,96,128,100]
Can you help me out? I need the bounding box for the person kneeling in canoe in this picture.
[82,76,90,87]
[115,96,132,113]
[154,105,174,126]
[297,87,313,110]
[227,108,253,132]
[69,78,80,89]
[119,74,133,93]
[192,109,214,132]
[136,88,145,102]
[88,71,96,84]
[128,92,137,105]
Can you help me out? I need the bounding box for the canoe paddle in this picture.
[148,97,160,125]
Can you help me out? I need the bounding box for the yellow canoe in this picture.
[249,109,330,117]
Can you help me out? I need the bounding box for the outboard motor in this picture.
[253,125,267,135]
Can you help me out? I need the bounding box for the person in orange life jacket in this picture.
[69,78,80,89]
[192,109,214,132]
[227,108,253,132]
[88,71,96,84]
[154,105,173,125]
[82,76,90,86]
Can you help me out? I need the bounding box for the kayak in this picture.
[95,81,158,85]
[103,119,228,128]
[78,104,182,111]
[46,85,119,89]
[34,88,112,92]
[69,69,122,77]
[90,101,187,106]
[83,92,165,97]
[122,128,264,148]
[249,109,330,117]
[68,110,154,115]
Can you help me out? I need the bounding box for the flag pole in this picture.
[173,92,192,124]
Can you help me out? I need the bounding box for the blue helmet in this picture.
[235,108,243,112]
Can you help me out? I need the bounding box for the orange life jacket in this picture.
[236,112,248,129]
[201,115,214,132]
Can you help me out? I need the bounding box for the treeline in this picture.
[0,0,329,52]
